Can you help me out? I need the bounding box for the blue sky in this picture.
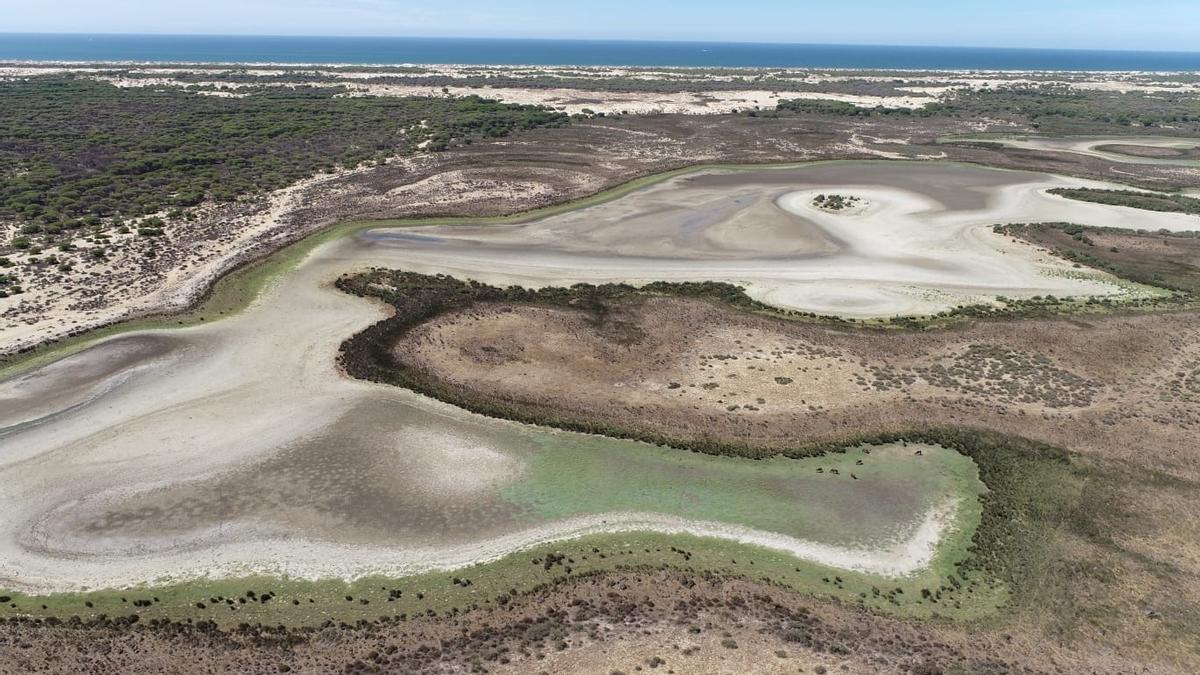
[3,0,1198,52]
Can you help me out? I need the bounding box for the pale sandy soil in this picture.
[81,73,932,113]
[7,62,1198,89]
[336,84,932,114]
[4,504,956,594]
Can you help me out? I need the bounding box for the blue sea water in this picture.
[1,33,1199,71]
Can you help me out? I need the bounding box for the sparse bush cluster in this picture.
[1165,359,1200,402]
[811,194,861,211]
[866,344,1101,408]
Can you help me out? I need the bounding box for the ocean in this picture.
[1,33,1199,71]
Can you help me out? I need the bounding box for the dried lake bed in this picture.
[1,159,1195,596]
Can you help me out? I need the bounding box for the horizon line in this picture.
[4,32,1200,57]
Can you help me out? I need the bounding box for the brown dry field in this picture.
[0,570,1152,675]
[396,296,1200,480]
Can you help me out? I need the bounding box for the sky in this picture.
[2,0,1199,52]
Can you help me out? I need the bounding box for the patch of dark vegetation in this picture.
[775,98,923,117]
[940,85,1200,133]
[995,221,1200,294]
[811,193,862,211]
[0,77,568,252]
[1047,188,1200,216]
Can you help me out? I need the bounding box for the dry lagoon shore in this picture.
[1,159,1195,594]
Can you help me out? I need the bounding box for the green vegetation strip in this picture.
[1048,187,1200,215]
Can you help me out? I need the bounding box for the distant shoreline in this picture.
[3,33,1200,70]
[3,59,1200,75]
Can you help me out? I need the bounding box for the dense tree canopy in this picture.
[0,77,568,245]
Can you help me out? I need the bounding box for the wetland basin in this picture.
[2,160,1193,594]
